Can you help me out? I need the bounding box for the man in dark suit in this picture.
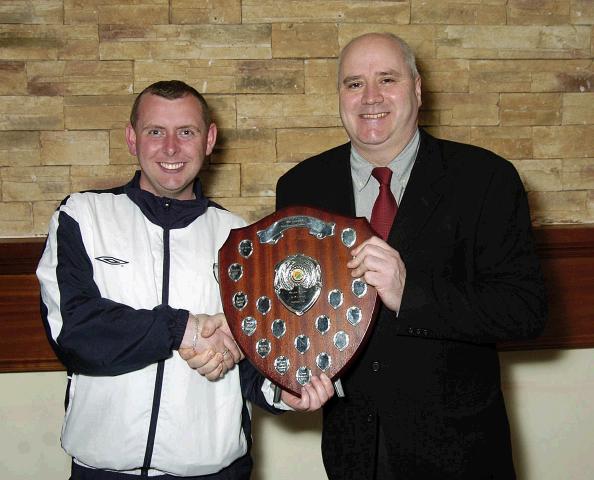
[276,32,547,479]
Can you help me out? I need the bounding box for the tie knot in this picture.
[372,167,392,186]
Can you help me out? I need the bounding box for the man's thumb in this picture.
[200,314,224,338]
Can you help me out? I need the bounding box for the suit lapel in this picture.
[323,143,357,217]
[389,130,448,253]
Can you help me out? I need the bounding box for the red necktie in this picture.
[370,167,398,240]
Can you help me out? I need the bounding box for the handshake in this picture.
[178,313,333,411]
[179,313,243,380]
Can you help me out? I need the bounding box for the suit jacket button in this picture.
[371,361,381,372]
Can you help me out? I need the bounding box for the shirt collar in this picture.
[350,129,420,192]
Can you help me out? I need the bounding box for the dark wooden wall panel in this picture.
[0,274,60,371]
[1,226,593,372]
[501,226,594,350]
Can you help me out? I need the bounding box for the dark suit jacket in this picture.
[276,129,547,479]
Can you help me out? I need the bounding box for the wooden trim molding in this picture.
[500,226,594,351]
[1,226,593,373]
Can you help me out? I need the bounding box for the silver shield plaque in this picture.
[274,254,322,316]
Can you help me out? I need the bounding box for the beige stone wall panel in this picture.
[0,25,98,60]
[470,126,533,159]
[418,59,470,93]
[65,0,170,25]
[423,126,471,144]
[276,127,348,162]
[134,60,236,93]
[541,66,594,93]
[0,1,592,234]
[0,61,28,95]
[470,60,534,93]
[33,199,60,234]
[339,24,437,59]
[562,158,594,190]
[233,60,304,94]
[171,0,242,25]
[1,165,70,201]
[243,0,410,24]
[199,164,240,197]
[0,96,63,131]
[109,129,136,165]
[212,128,276,164]
[240,162,293,197]
[41,131,109,166]
[562,93,594,124]
[135,59,304,94]
[0,131,40,167]
[437,25,591,59]
[99,24,272,60]
[64,0,99,24]
[571,0,594,24]
[305,59,338,95]
[215,196,275,224]
[469,59,594,93]
[418,109,440,127]
[588,191,594,222]
[171,0,211,25]
[507,0,571,25]
[500,93,562,126]
[272,23,339,58]
[27,60,133,96]
[422,92,500,126]
[70,164,138,192]
[533,125,594,158]
[412,0,506,25]
[203,95,237,129]
[64,95,133,130]
[0,1,63,25]
[511,158,563,192]
[528,190,591,224]
[237,94,340,129]
[98,3,169,26]
[0,201,33,236]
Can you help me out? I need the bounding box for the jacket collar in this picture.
[124,171,213,229]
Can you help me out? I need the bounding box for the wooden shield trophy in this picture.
[218,206,379,397]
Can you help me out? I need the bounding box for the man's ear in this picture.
[205,122,217,156]
[125,123,137,156]
[415,76,422,108]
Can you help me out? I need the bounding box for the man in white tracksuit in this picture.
[37,80,333,479]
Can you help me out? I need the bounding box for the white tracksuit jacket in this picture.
[37,172,280,477]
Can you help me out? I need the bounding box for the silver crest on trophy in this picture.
[274,254,322,316]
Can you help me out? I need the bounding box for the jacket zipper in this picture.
[142,198,172,475]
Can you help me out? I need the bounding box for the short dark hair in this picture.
[129,80,211,128]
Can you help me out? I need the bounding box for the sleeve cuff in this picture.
[261,379,294,411]
[165,307,190,350]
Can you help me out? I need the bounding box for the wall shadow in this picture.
[499,348,565,480]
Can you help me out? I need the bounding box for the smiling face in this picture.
[125,93,216,200]
[338,34,422,166]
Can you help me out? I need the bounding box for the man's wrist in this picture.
[190,314,200,351]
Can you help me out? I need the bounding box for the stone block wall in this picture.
[0,0,593,236]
